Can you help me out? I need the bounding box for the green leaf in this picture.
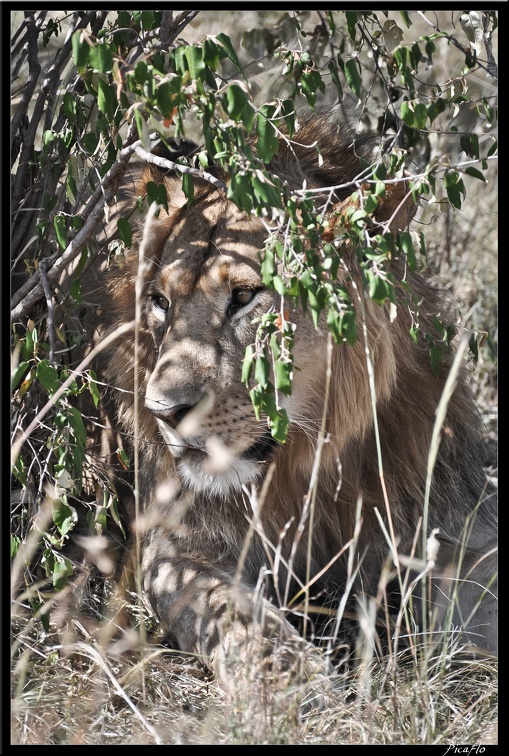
[412,103,427,129]
[399,11,412,28]
[270,409,289,443]
[12,455,27,486]
[184,45,206,79]
[249,388,263,421]
[469,332,479,364]
[399,231,417,271]
[272,275,285,295]
[42,129,58,153]
[350,209,368,225]
[157,81,175,119]
[36,360,60,394]
[70,279,81,306]
[345,11,358,41]
[464,166,486,182]
[261,248,276,286]
[301,70,325,109]
[252,174,282,209]
[117,448,131,470]
[427,97,446,124]
[401,101,414,127]
[444,171,465,209]
[182,173,194,207]
[11,535,21,558]
[226,84,255,130]
[256,106,280,163]
[202,38,222,70]
[11,361,30,392]
[281,99,297,137]
[53,215,67,251]
[227,172,253,214]
[53,499,78,537]
[97,78,115,121]
[146,180,169,212]
[367,271,389,305]
[117,217,132,247]
[429,344,441,376]
[254,355,270,389]
[226,83,248,119]
[327,59,343,99]
[24,328,36,359]
[62,92,77,121]
[217,33,244,75]
[133,60,148,85]
[89,43,114,74]
[242,345,254,385]
[108,493,126,536]
[344,58,362,99]
[266,336,279,364]
[56,407,86,481]
[72,31,89,70]
[172,46,187,76]
[460,133,479,159]
[82,131,100,155]
[87,370,101,408]
[487,139,498,158]
[66,406,87,449]
[327,308,358,346]
[274,360,292,395]
[52,555,74,589]
[134,109,151,150]
[140,10,156,30]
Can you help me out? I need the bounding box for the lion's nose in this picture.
[144,398,196,429]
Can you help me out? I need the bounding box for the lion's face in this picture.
[142,190,327,496]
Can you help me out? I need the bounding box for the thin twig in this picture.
[38,259,56,363]
[133,144,228,192]
[11,124,139,320]
[11,321,136,467]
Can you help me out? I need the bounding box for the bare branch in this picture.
[133,144,228,193]
[11,13,41,152]
[152,10,200,52]
[483,13,498,79]
[158,11,174,48]
[11,11,105,207]
[38,259,56,363]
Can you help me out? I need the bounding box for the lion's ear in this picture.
[374,177,417,230]
[322,178,417,243]
[137,165,189,214]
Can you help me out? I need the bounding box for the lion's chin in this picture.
[156,418,279,495]
[177,452,264,497]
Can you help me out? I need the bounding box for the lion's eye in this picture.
[228,288,258,318]
[233,289,256,306]
[151,294,170,313]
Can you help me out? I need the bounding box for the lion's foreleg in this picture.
[141,529,330,702]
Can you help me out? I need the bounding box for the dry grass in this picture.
[11,578,498,745]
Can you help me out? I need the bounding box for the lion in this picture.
[91,114,497,691]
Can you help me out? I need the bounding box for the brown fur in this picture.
[92,115,497,685]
